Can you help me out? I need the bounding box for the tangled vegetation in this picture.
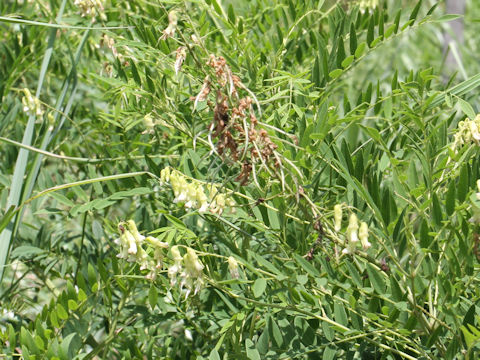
[2,0,480,359]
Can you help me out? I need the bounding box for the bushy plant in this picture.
[2,0,480,359]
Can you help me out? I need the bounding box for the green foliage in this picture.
[1,0,480,359]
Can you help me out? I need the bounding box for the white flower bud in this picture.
[346,214,359,244]
[476,179,480,200]
[153,248,164,269]
[160,167,171,184]
[334,204,342,231]
[359,222,371,250]
[184,248,204,275]
[143,114,154,131]
[469,121,480,141]
[171,245,183,263]
[125,231,137,255]
[21,88,44,118]
[228,256,239,279]
[126,220,145,244]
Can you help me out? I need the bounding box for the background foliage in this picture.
[2,0,480,359]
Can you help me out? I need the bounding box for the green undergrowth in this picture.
[1,0,480,359]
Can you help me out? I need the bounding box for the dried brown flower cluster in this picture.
[194,55,277,185]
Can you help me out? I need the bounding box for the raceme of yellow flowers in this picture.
[333,204,371,254]
[452,114,480,152]
[115,220,169,281]
[21,88,43,119]
[160,167,235,215]
[73,0,106,22]
[358,0,379,12]
[114,219,244,298]
[115,220,207,298]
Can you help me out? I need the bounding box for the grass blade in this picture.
[0,0,67,281]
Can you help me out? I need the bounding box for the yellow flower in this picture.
[21,88,44,119]
[167,246,205,298]
[334,204,342,232]
[171,245,183,263]
[115,220,169,280]
[476,179,480,200]
[160,167,235,214]
[343,214,359,254]
[73,0,106,22]
[228,256,239,279]
[359,222,371,250]
[452,115,480,152]
[359,0,378,12]
[346,214,359,244]
[184,248,204,276]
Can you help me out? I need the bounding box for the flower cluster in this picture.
[142,113,157,134]
[358,0,379,12]
[160,167,235,215]
[21,88,44,119]
[74,0,106,22]
[333,204,371,254]
[115,220,168,280]
[168,245,204,298]
[114,221,206,297]
[452,115,480,152]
